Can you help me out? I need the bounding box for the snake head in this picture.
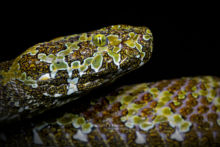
[0,25,153,98]
[65,24,153,94]
[0,25,153,120]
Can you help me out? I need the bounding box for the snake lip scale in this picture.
[0,25,220,146]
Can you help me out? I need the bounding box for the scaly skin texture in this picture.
[1,76,220,146]
[0,25,220,146]
[0,25,153,123]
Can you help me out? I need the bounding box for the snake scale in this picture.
[0,25,219,146]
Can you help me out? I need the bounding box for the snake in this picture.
[0,25,219,146]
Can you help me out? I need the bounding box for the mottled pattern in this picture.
[1,76,220,146]
[0,25,153,122]
[1,25,220,147]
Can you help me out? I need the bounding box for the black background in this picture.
[1,9,219,91]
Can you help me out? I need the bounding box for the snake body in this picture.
[0,25,220,146]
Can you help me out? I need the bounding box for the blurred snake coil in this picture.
[0,25,219,146]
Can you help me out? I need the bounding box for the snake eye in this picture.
[92,34,107,47]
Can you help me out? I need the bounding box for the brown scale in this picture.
[179,106,194,119]
[168,96,182,113]
[103,56,117,72]
[141,108,154,117]
[41,126,56,140]
[37,82,50,92]
[54,130,67,146]
[199,136,216,147]
[103,57,113,71]
[109,103,123,124]
[196,121,210,132]
[212,105,218,112]
[64,56,72,67]
[207,113,218,122]
[121,109,128,117]
[125,47,140,58]
[187,93,198,107]
[146,128,165,146]
[56,84,68,95]
[37,62,50,74]
[52,70,69,86]
[36,41,67,55]
[92,115,104,125]
[48,127,62,145]
[0,60,14,72]
[200,82,207,91]
[109,102,121,113]
[101,126,126,147]
[112,115,124,125]
[167,79,186,93]
[200,97,209,105]
[190,114,204,125]
[200,123,214,142]
[118,48,131,69]
[17,83,37,99]
[150,101,158,109]
[166,139,181,147]
[177,90,186,96]
[66,36,80,43]
[88,129,108,146]
[63,129,80,146]
[78,41,94,58]
[143,48,152,64]
[28,87,45,99]
[118,125,130,139]
[103,52,118,70]
[19,81,33,93]
[100,110,111,120]
[197,105,209,114]
[125,128,137,146]
[69,69,79,79]
[68,50,84,63]
[185,79,198,92]
[90,99,109,117]
[182,128,200,147]
[47,86,63,96]
[194,121,218,147]
[77,72,101,91]
[137,92,153,105]
[158,122,175,138]
[83,109,97,120]
[154,79,172,91]
[18,54,49,80]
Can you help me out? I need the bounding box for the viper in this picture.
[0,25,219,146]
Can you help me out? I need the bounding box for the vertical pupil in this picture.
[98,37,102,44]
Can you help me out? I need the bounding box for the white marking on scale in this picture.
[73,130,88,142]
[38,73,51,81]
[135,131,146,144]
[33,129,43,144]
[67,78,79,95]
[171,129,184,141]
[54,93,62,97]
